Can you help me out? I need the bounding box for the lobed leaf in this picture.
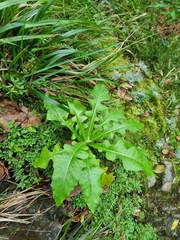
[34,146,53,169]
[34,143,62,169]
[90,139,154,176]
[51,142,87,206]
[79,158,104,213]
[91,115,144,141]
[44,100,80,139]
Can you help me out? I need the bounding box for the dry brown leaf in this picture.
[0,99,17,107]
[162,149,170,155]
[168,150,175,158]
[0,164,4,181]
[72,207,89,223]
[117,87,132,101]
[176,136,180,141]
[0,161,10,181]
[65,139,73,145]
[20,106,29,114]
[164,78,173,85]
[67,185,82,199]
[120,83,133,90]
[22,113,41,128]
[0,117,9,131]
[143,112,150,117]
[0,99,41,135]
[0,134,7,142]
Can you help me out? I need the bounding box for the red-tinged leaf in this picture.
[117,87,132,100]
[143,112,150,117]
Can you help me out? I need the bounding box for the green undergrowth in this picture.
[0,0,179,239]
[0,121,66,189]
[65,163,157,239]
[124,79,167,146]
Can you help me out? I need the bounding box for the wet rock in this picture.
[147,176,157,188]
[161,162,175,192]
[1,197,67,240]
[165,217,174,234]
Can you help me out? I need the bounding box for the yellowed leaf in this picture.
[102,172,115,186]
[154,165,166,174]
[171,219,179,230]
[120,83,133,90]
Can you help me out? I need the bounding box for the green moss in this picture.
[104,66,167,165]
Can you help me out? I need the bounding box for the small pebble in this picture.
[161,161,175,192]
[147,176,157,188]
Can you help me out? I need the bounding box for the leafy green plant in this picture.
[152,1,180,23]
[61,163,157,239]
[0,121,64,189]
[34,84,154,213]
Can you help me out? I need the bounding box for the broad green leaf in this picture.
[34,146,53,169]
[44,100,69,123]
[91,108,124,138]
[53,143,63,155]
[44,100,82,140]
[90,139,154,176]
[91,119,143,141]
[79,158,104,213]
[51,142,87,206]
[37,84,154,212]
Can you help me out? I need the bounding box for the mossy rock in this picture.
[124,78,167,148]
[101,56,167,156]
[89,38,167,155]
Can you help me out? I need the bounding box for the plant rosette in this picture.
[34,84,154,212]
